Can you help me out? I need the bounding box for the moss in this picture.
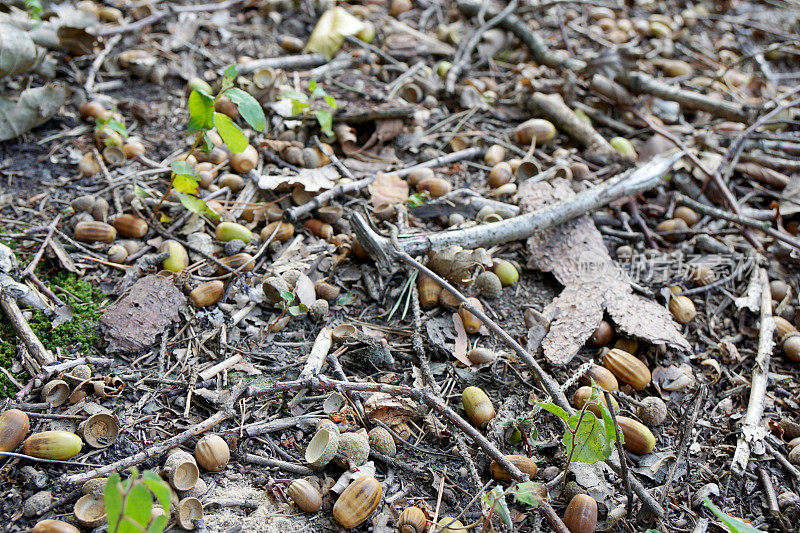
[0,244,106,396]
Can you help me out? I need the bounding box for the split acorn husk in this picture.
[563,494,597,533]
[397,506,427,533]
[462,386,495,427]
[163,449,200,490]
[23,431,82,460]
[489,454,538,482]
[0,409,30,452]
[332,475,382,529]
[77,412,119,448]
[286,478,322,512]
[195,434,230,471]
[177,497,203,530]
[602,348,651,391]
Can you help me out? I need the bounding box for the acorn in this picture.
[368,427,396,456]
[492,183,517,198]
[771,280,790,302]
[163,449,199,490]
[287,479,322,512]
[113,214,148,238]
[602,348,650,391]
[489,162,514,188]
[689,265,715,287]
[107,244,128,263]
[467,347,497,364]
[0,409,30,452]
[580,365,619,392]
[637,396,668,426]
[489,455,538,482]
[94,126,123,148]
[407,167,434,187]
[484,144,506,166]
[216,253,254,274]
[216,221,252,243]
[417,274,442,309]
[390,0,412,17]
[437,517,465,533]
[514,119,556,145]
[492,260,519,286]
[177,497,203,530]
[775,316,797,338]
[33,519,81,533]
[314,280,340,302]
[305,427,339,469]
[261,221,294,242]
[572,386,618,417]
[160,240,189,272]
[674,206,700,227]
[588,320,613,347]
[79,101,107,120]
[78,153,101,176]
[333,476,382,529]
[337,431,370,467]
[218,174,245,192]
[458,298,484,334]
[195,435,230,471]
[279,35,305,52]
[416,177,452,198]
[23,431,82,460]
[122,140,146,159]
[215,97,239,120]
[563,494,597,533]
[317,206,344,224]
[462,386,495,427]
[190,280,225,308]
[304,219,334,240]
[609,137,637,160]
[783,332,800,362]
[397,506,427,533]
[187,77,213,95]
[230,145,259,173]
[309,299,329,322]
[74,221,116,243]
[439,289,461,310]
[669,295,696,324]
[90,197,109,222]
[656,218,689,240]
[616,416,656,454]
[614,337,639,354]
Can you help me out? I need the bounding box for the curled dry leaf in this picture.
[369,172,409,207]
[294,274,316,307]
[305,7,364,59]
[519,177,689,365]
[0,23,42,78]
[426,246,492,286]
[364,392,421,426]
[451,313,471,366]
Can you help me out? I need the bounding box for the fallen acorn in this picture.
[74,221,116,243]
[216,252,254,274]
[476,271,502,299]
[314,280,340,302]
[571,386,618,416]
[195,434,230,471]
[602,348,651,391]
[669,295,696,324]
[160,240,189,272]
[287,478,322,512]
[489,162,514,188]
[218,173,244,192]
[462,386,495,427]
[588,320,613,347]
[774,316,796,338]
[190,280,225,308]
[107,244,128,263]
[637,396,668,426]
[407,167,434,187]
[397,506,427,533]
[305,219,334,240]
[417,274,442,309]
[674,206,699,226]
[458,298,484,334]
[216,221,252,243]
[32,519,80,533]
[332,476,382,529]
[783,332,800,362]
[489,454,538,482]
[261,221,294,242]
[0,409,30,452]
[112,214,148,238]
[79,101,107,120]
[514,118,556,145]
[580,365,619,392]
[23,431,82,460]
[492,259,519,286]
[436,517,465,533]
[230,144,259,173]
[467,347,497,364]
[484,144,506,166]
[563,494,597,533]
[416,176,452,198]
[78,153,100,176]
[122,140,145,159]
[616,416,656,454]
[609,136,637,159]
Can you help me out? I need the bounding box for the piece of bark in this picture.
[99,275,186,354]
[519,177,690,365]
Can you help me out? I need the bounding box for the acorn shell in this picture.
[77,413,119,448]
[367,427,396,456]
[397,506,427,533]
[23,431,82,460]
[332,476,382,529]
[195,435,230,471]
[177,497,203,530]
[0,409,29,452]
[489,455,538,482]
[462,386,495,427]
[563,494,597,533]
[337,431,370,467]
[286,478,322,512]
[163,449,199,490]
[305,427,339,469]
[467,347,497,365]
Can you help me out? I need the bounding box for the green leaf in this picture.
[142,470,171,516]
[147,515,168,533]
[562,412,613,464]
[224,64,238,82]
[187,90,214,133]
[703,498,764,533]
[314,109,333,136]
[513,481,543,507]
[134,185,153,198]
[336,292,356,306]
[279,291,295,303]
[201,132,215,153]
[173,174,199,195]
[288,304,308,316]
[178,193,221,222]
[308,80,317,93]
[106,119,128,138]
[323,94,337,110]
[171,161,194,176]
[225,88,266,132]
[482,486,512,530]
[537,401,570,423]
[104,473,123,532]
[213,112,248,153]
[125,482,153,528]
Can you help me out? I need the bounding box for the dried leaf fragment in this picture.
[369,172,409,207]
[426,246,492,286]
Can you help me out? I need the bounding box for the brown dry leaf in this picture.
[518,177,690,365]
[364,392,421,425]
[427,246,492,285]
[369,172,408,207]
[451,313,471,366]
[735,162,789,189]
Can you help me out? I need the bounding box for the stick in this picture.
[282,146,484,221]
[604,391,632,517]
[243,454,314,476]
[98,0,246,36]
[659,385,705,504]
[0,288,55,370]
[199,354,243,382]
[63,410,229,485]
[731,268,774,476]
[237,54,328,74]
[85,35,122,93]
[351,150,684,265]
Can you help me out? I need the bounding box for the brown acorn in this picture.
[79,101,107,120]
[439,289,461,310]
[588,320,613,347]
[416,177,452,198]
[563,494,597,533]
[190,281,225,308]
[770,280,790,302]
[33,519,81,533]
[215,97,239,120]
[489,455,538,482]
[194,435,230,471]
[656,218,689,241]
[407,168,434,187]
[74,221,116,243]
[484,144,506,166]
[669,295,696,324]
[571,386,618,417]
[304,219,333,240]
[489,162,513,188]
[417,274,442,310]
[218,173,244,192]
[230,145,259,174]
[602,348,651,391]
[783,332,800,362]
[112,214,148,238]
[462,386,495,427]
[674,206,699,227]
[314,280,340,302]
[261,221,294,242]
[458,298,483,334]
[616,416,656,454]
[580,365,619,392]
[286,478,322,512]
[775,316,797,338]
[0,409,30,452]
[216,253,254,274]
[332,476,382,529]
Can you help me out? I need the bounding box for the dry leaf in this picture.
[780,176,800,217]
[519,177,689,365]
[0,83,67,141]
[305,7,364,59]
[294,274,316,307]
[364,392,421,425]
[452,313,471,366]
[369,172,408,207]
[426,246,492,285]
[0,23,41,78]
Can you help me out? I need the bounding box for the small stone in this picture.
[23,490,52,517]
[224,238,246,256]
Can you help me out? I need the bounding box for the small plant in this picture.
[407,191,429,208]
[279,290,308,317]
[96,112,128,141]
[24,0,42,20]
[157,64,266,219]
[703,498,764,533]
[282,80,337,137]
[386,270,418,321]
[104,468,171,533]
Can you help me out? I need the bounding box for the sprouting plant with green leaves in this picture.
[386,270,418,322]
[282,80,337,137]
[104,468,171,533]
[476,481,547,532]
[156,64,266,220]
[279,290,308,317]
[703,498,764,533]
[96,112,128,144]
[24,0,42,20]
[407,191,429,208]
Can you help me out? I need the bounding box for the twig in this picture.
[0,451,102,467]
[243,454,314,476]
[85,34,122,93]
[0,289,55,371]
[604,391,632,517]
[21,214,61,279]
[237,54,328,74]
[659,385,706,505]
[98,0,246,36]
[731,268,774,476]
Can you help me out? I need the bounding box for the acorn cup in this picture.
[397,506,427,533]
[286,478,322,512]
[74,493,106,527]
[336,431,370,467]
[332,476,382,529]
[462,386,495,427]
[163,449,200,491]
[0,409,30,452]
[77,413,119,448]
[368,427,396,456]
[41,380,70,407]
[305,427,339,470]
[177,497,203,530]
